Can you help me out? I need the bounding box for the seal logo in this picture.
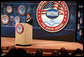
[37,1,69,32]
[6,6,12,13]
[16,24,24,34]
[14,16,20,23]
[1,15,9,24]
[18,5,26,15]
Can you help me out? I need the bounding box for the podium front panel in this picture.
[15,23,32,45]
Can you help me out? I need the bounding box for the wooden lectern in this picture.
[15,23,32,46]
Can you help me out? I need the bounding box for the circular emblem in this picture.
[6,6,12,13]
[14,16,20,23]
[37,1,69,32]
[18,5,26,15]
[16,24,24,34]
[1,15,9,24]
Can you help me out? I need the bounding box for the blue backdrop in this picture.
[1,1,77,41]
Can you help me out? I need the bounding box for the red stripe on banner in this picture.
[58,8,64,11]
[59,12,63,15]
[41,13,46,14]
[58,5,62,8]
[42,10,47,12]
[53,6,58,8]
[53,2,59,9]
[53,3,58,5]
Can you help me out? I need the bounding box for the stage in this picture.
[1,37,83,56]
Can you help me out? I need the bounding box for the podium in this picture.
[15,23,32,46]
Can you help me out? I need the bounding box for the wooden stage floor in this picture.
[1,37,83,55]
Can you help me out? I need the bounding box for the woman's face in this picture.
[27,14,30,19]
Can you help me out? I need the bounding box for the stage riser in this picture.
[1,37,83,56]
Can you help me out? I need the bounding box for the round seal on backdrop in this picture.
[18,5,26,15]
[1,15,9,24]
[14,16,20,23]
[37,1,69,32]
[16,24,24,34]
[6,6,12,13]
